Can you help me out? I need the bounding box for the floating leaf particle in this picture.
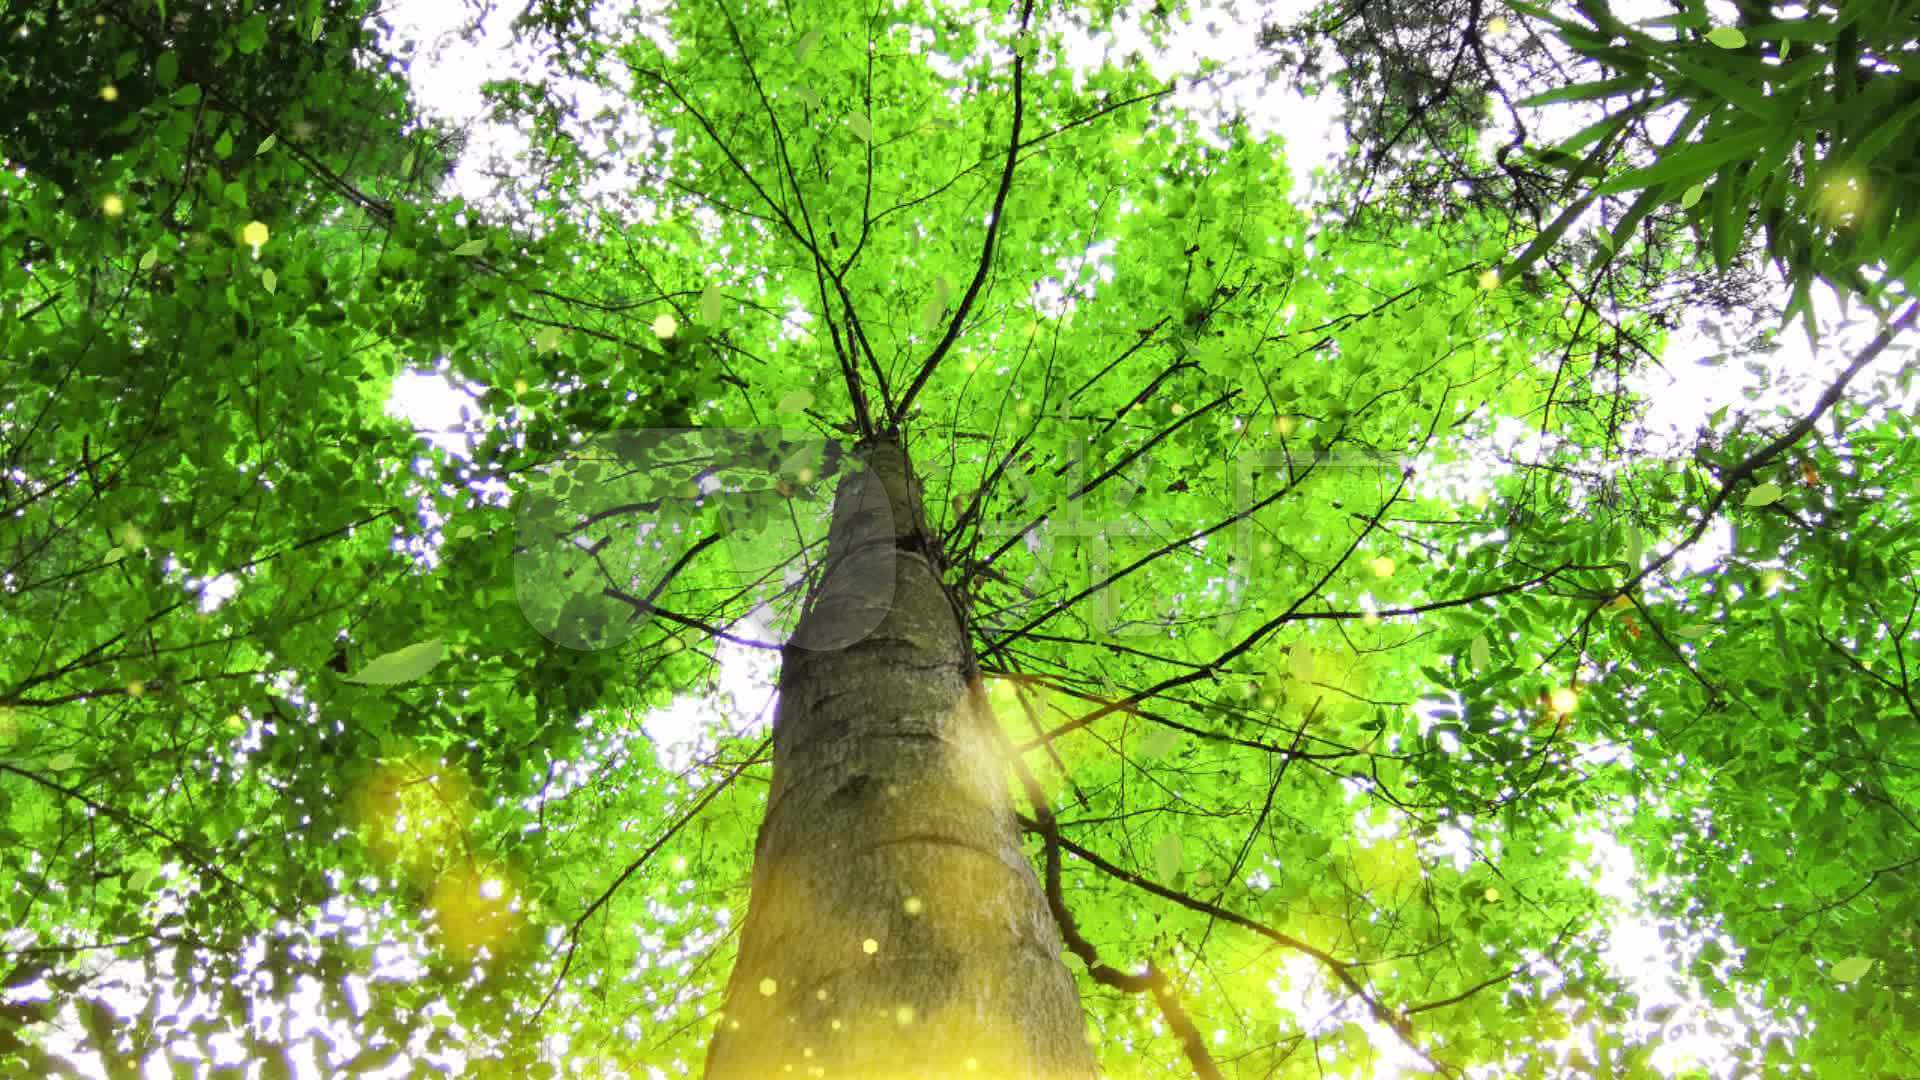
[1831,956,1873,983]
[1289,644,1315,683]
[1153,833,1184,880]
[344,638,445,686]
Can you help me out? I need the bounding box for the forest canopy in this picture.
[3,0,1918,1077]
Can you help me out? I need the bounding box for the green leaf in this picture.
[1556,99,1655,157]
[155,51,179,87]
[1745,481,1783,507]
[1152,833,1184,880]
[1710,171,1744,269]
[793,29,823,63]
[1594,128,1770,196]
[1636,10,1709,29]
[234,13,270,54]
[848,113,873,143]
[1738,18,1836,44]
[1830,956,1873,983]
[1289,643,1315,683]
[1517,77,1644,108]
[1842,96,1920,172]
[452,238,488,257]
[1140,724,1181,757]
[700,284,724,323]
[172,84,203,106]
[1659,49,1777,119]
[921,275,953,333]
[1680,183,1704,209]
[344,638,446,685]
[1705,26,1747,49]
[262,268,276,295]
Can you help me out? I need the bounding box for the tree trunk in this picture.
[702,435,1096,1080]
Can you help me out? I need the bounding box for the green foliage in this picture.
[2,0,1916,1077]
[1505,0,1920,334]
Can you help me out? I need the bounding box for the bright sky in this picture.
[27,0,1915,1075]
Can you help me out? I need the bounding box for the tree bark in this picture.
[702,435,1096,1080]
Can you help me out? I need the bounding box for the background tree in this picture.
[3,0,1916,1077]
[1260,0,1920,1068]
[1493,0,1920,335]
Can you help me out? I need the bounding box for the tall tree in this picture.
[4,0,1917,1077]
[699,435,1094,1078]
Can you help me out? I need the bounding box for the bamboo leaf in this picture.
[1594,127,1770,195]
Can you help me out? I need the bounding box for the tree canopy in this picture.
[3,0,1917,1077]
